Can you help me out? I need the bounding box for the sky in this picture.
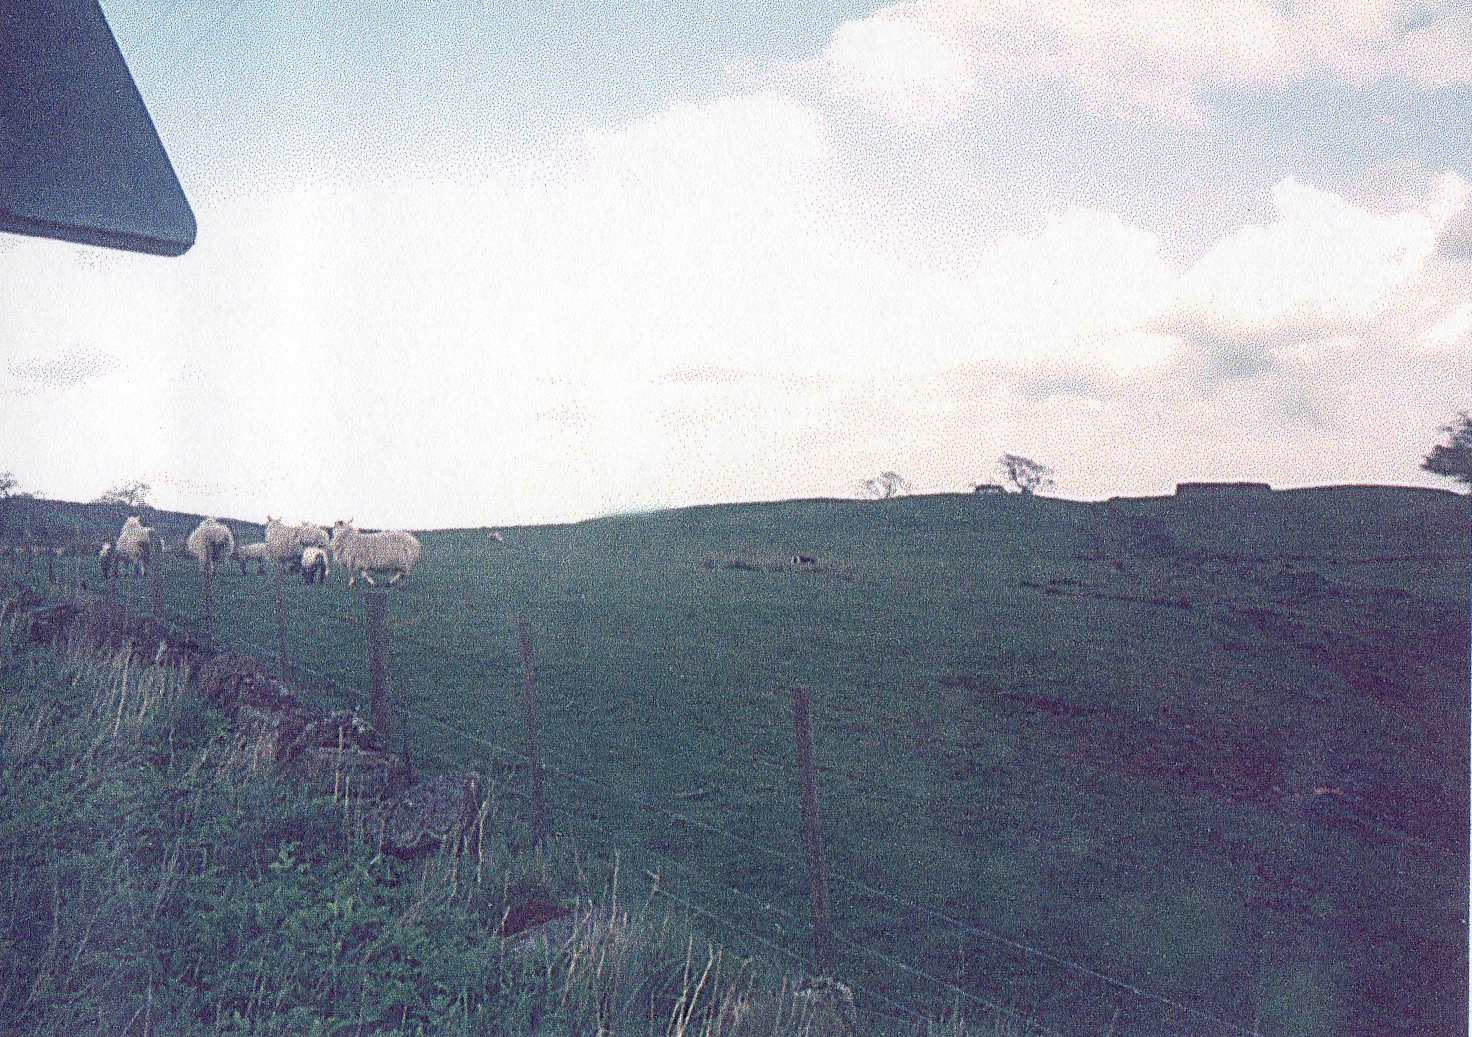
[1,0,1469,527]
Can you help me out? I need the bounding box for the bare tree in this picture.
[0,472,15,540]
[860,471,913,500]
[94,480,152,509]
[996,454,1054,496]
[1422,411,1472,491]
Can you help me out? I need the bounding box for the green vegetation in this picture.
[5,484,1468,1036]
[0,617,979,1036]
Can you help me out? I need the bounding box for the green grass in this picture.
[7,485,1468,1036]
[0,614,1005,1037]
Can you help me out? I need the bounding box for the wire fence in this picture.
[1,550,1334,1037]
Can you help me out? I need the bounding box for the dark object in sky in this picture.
[0,0,195,256]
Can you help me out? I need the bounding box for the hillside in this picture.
[3,485,1467,1037]
[0,588,927,1037]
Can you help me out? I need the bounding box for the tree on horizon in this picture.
[1422,412,1472,491]
[0,471,16,539]
[860,471,913,500]
[996,454,1054,496]
[94,480,152,510]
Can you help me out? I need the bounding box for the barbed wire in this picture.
[22,558,1453,872]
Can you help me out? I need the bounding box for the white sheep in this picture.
[114,516,156,577]
[330,520,421,587]
[301,546,329,585]
[186,517,236,574]
[98,541,117,579]
[296,522,331,552]
[263,516,302,571]
[235,542,271,575]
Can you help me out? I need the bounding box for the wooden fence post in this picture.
[365,589,396,745]
[202,563,213,636]
[518,621,548,848]
[790,685,837,975]
[275,566,289,680]
[149,555,163,618]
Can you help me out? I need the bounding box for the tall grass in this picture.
[0,607,1006,1036]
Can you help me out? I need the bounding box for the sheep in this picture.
[99,541,117,579]
[330,520,421,587]
[114,516,155,577]
[301,546,329,585]
[235,542,271,575]
[186,517,236,575]
[296,522,331,552]
[263,516,302,571]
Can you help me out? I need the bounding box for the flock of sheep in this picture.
[99,515,423,588]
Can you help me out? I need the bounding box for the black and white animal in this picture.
[301,546,329,585]
[264,517,331,571]
[792,555,818,566]
[114,516,156,577]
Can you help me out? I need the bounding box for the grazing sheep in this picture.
[99,541,117,579]
[260,518,331,570]
[330,520,421,587]
[114,516,156,577]
[263,516,302,571]
[186,517,236,574]
[301,546,329,585]
[235,542,271,575]
[296,522,331,552]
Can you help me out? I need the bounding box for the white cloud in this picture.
[802,0,1472,125]
[815,9,982,124]
[2,80,1468,523]
[1160,175,1464,353]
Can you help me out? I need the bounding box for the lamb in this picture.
[263,517,331,571]
[235,542,271,575]
[301,546,329,585]
[330,520,421,587]
[99,541,117,579]
[114,516,156,577]
[186,517,236,574]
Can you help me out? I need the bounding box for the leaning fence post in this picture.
[518,621,548,849]
[790,685,837,975]
[275,566,289,680]
[365,589,396,745]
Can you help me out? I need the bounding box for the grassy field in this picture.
[5,485,1468,1036]
[0,602,963,1037]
